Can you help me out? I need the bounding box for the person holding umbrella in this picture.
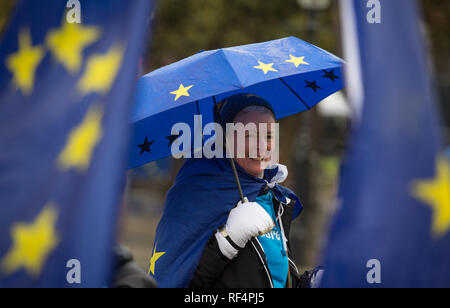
[137,37,343,288]
[150,93,322,288]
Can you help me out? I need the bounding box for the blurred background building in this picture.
[1,0,449,274]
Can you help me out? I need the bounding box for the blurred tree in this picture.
[146,0,336,71]
[422,0,450,71]
[422,0,450,133]
[0,0,16,37]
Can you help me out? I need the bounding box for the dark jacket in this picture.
[189,187,311,288]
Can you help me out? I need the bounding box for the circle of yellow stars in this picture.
[1,17,126,278]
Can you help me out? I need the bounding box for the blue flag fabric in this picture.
[321,0,449,287]
[150,158,302,288]
[0,0,152,287]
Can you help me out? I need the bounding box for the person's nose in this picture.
[258,134,269,158]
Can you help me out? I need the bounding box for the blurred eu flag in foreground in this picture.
[321,0,450,287]
[0,0,152,287]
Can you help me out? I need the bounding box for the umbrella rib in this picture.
[195,100,204,142]
[196,100,201,115]
[279,78,311,110]
[219,49,245,89]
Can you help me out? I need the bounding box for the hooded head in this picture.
[214,93,275,128]
[214,94,277,178]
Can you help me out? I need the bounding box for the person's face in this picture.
[231,111,277,178]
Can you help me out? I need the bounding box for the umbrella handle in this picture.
[229,157,246,203]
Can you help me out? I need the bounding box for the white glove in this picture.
[226,198,274,248]
[216,198,274,260]
[266,164,288,188]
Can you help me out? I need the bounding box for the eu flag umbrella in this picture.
[129,36,344,200]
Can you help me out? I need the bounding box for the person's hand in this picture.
[226,198,274,248]
[298,267,325,288]
[215,198,274,260]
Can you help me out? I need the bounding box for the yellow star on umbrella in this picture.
[46,21,100,73]
[78,45,124,95]
[412,156,450,238]
[253,61,278,74]
[57,105,103,172]
[6,28,45,95]
[170,84,193,102]
[148,243,165,276]
[1,205,59,277]
[285,55,309,68]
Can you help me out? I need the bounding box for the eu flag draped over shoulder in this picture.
[0,0,152,287]
[321,0,450,287]
[149,158,302,288]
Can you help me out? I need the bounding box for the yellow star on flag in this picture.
[78,45,124,95]
[170,84,193,102]
[46,21,100,73]
[6,28,45,95]
[253,61,278,74]
[412,157,450,238]
[148,243,165,276]
[57,105,103,172]
[1,205,59,277]
[285,55,309,68]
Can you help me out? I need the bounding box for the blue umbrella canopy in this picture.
[129,36,344,169]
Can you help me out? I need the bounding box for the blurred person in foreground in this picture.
[112,245,157,288]
[150,93,322,288]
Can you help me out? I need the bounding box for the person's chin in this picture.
[248,158,270,176]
